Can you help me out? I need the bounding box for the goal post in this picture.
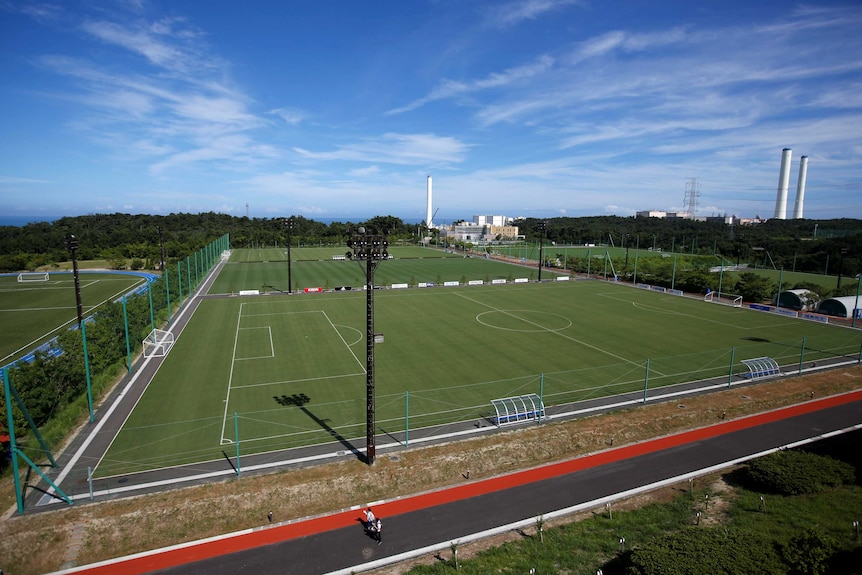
[142,328,175,358]
[17,272,49,282]
[704,291,743,308]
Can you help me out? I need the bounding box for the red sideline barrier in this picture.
[303,287,323,293]
[69,389,862,575]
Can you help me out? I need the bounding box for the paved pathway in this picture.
[52,389,862,575]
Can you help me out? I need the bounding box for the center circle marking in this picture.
[476,310,572,332]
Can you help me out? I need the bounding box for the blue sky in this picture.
[2,1,862,224]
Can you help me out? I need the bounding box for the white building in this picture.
[444,221,490,243]
[473,215,511,226]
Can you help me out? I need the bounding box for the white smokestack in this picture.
[774,148,792,220]
[426,175,434,229]
[792,156,808,219]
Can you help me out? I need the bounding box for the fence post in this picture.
[405,391,409,447]
[81,321,94,422]
[234,412,241,477]
[177,262,183,307]
[799,337,807,375]
[643,359,650,404]
[671,255,677,291]
[3,369,24,514]
[148,282,155,332]
[539,373,544,421]
[122,295,132,374]
[728,346,735,387]
[165,266,171,320]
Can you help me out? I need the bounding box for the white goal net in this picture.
[705,291,744,308]
[142,329,175,358]
[18,272,49,282]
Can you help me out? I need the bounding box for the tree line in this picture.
[1,213,859,278]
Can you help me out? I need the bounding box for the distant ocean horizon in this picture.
[0,214,425,228]
[0,215,59,227]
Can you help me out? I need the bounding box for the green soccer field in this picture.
[0,271,148,364]
[208,245,566,294]
[97,274,862,477]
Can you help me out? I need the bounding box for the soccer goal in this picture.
[17,272,49,282]
[704,291,743,308]
[142,329,175,358]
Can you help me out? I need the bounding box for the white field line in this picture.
[322,310,366,372]
[220,302,245,444]
[44,369,862,507]
[223,308,366,444]
[1,276,146,364]
[43,281,204,502]
[48,254,225,495]
[234,326,275,361]
[231,372,365,390]
[455,291,657,374]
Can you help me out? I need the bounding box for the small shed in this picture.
[817,295,862,319]
[772,289,818,311]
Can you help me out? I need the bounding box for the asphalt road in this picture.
[95,393,861,575]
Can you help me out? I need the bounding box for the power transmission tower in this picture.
[683,178,701,220]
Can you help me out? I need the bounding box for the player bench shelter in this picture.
[491,393,545,426]
[740,356,780,380]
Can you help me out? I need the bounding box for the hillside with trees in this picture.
[1,213,860,279]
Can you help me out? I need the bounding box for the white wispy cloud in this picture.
[81,18,212,74]
[387,55,554,115]
[33,13,276,175]
[485,0,581,28]
[294,133,470,165]
[349,165,381,177]
[270,108,306,125]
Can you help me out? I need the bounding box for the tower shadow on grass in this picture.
[273,394,364,461]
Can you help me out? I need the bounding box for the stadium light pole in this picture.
[346,226,389,465]
[284,217,294,294]
[157,226,166,274]
[837,247,848,290]
[537,221,547,282]
[853,272,860,328]
[65,234,94,422]
[624,234,630,272]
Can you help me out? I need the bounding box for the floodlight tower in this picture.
[346,226,389,465]
[284,217,294,293]
[65,234,94,422]
[65,235,84,328]
[157,226,166,273]
[537,221,547,281]
[837,247,849,289]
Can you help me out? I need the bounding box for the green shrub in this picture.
[745,451,855,495]
[625,527,785,575]
[782,528,834,575]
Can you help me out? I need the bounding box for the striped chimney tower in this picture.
[773,148,792,220]
[426,175,434,229]
[792,156,808,219]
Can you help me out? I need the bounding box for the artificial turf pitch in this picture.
[96,263,861,477]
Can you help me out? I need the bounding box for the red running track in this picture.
[66,389,862,575]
